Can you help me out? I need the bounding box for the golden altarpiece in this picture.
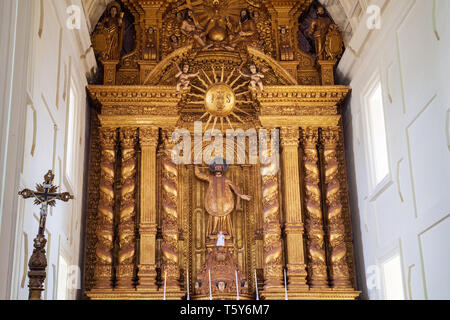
[84,0,360,300]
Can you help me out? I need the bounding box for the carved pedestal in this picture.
[194,240,248,299]
[318,60,336,86]
[139,61,157,85]
[28,235,47,300]
[103,60,119,86]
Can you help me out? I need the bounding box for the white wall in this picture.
[1,0,448,301]
[339,0,450,300]
[0,0,96,300]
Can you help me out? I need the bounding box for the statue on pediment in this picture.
[92,1,124,61]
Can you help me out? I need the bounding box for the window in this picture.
[65,80,78,187]
[381,254,405,300]
[57,255,69,300]
[364,80,390,188]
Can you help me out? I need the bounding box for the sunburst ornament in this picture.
[189,66,252,131]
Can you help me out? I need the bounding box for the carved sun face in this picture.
[188,66,251,131]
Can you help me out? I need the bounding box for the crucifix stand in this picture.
[18,170,74,300]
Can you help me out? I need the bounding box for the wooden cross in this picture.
[18,170,74,300]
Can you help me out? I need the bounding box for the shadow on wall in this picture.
[342,91,369,300]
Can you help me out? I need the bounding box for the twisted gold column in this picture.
[280,127,308,290]
[94,127,117,289]
[116,128,138,289]
[137,127,159,290]
[260,137,284,292]
[322,127,351,288]
[161,131,181,290]
[302,127,328,288]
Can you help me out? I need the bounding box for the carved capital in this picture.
[120,127,138,148]
[161,128,177,148]
[140,127,159,146]
[280,127,299,147]
[302,127,319,147]
[99,127,117,150]
[321,127,339,147]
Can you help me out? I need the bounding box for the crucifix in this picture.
[18,170,74,300]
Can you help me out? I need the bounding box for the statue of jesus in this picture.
[195,158,250,238]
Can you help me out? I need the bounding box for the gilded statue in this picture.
[180,9,207,48]
[190,0,242,49]
[309,6,332,60]
[92,2,124,61]
[143,27,157,60]
[174,63,199,92]
[194,159,250,237]
[279,26,294,61]
[232,8,257,46]
[239,64,265,92]
[203,0,233,41]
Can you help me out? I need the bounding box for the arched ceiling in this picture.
[82,0,364,45]
[82,0,113,32]
[319,0,367,45]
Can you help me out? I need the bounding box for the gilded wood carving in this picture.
[85,0,358,300]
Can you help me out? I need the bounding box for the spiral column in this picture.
[116,127,138,289]
[322,127,351,288]
[260,132,284,292]
[161,130,181,291]
[301,127,328,288]
[94,127,117,289]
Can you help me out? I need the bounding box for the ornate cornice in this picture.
[88,86,180,128]
[88,85,181,107]
[98,115,179,129]
[257,85,348,127]
[256,85,350,106]
[259,115,341,128]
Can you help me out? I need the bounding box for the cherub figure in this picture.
[170,34,180,51]
[174,63,199,92]
[239,64,264,92]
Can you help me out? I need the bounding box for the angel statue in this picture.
[174,63,199,92]
[239,64,264,92]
